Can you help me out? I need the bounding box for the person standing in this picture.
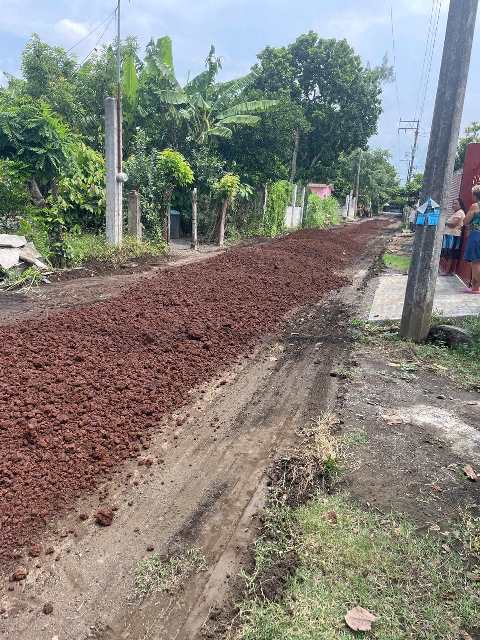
[440,197,465,275]
[463,185,480,293]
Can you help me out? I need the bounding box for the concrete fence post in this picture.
[128,190,142,241]
[104,97,122,246]
[299,186,306,227]
[191,188,198,250]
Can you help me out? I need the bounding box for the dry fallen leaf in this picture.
[345,606,377,632]
[459,631,473,640]
[463,465,478,482]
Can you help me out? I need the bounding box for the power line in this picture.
[79,12,117,66]
[414,0,438,120]
[418,0,443,124]
[66,7,117,54]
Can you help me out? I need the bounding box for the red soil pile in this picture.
[0,221,386,560]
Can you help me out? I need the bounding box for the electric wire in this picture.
[79,11,117,66]
[414,0,438,121]
[418,0,442,125]
[66,7,117,54]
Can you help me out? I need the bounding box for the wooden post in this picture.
[217,199,228,247]
[128,190,142,241]
[400,0,479,341]
[191,187,198,250]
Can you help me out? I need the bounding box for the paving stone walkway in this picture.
[369,273,480,321]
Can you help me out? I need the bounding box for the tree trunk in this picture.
[290,129,300,183]
[28,179,46,207]
[191,187,198,250]
[216,199,228,247]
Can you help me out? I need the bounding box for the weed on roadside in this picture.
[0,265,45,292]
[134,547,206,598]
[360,318,480,390]
[237,495,480,640]
[68,233,166,268]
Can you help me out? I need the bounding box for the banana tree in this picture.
[156,46,278,144]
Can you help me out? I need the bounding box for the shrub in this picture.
[52,140,105,231]
[0,159,30,231]
[304,194,340,228]
[264,180,291,237]
[125,145,194,240]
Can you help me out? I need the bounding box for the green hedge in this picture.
[303,194,340,228]
[263,180,291,237]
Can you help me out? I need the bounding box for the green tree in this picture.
[212,173,241,246]
[455,121,480,170]
[157,45,278,145]
[125,143,193,240]
[333,148,399,213]
[251,32,392,181]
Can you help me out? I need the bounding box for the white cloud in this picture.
[54,18,90,42]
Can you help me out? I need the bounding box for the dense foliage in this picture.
[263,180,291,237]
[304,195,340,228]
[0,29,398,262]
[456,121,480,170]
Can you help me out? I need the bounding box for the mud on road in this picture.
[0,219,393,640]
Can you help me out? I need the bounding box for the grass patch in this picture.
[383,252,411,273]
[134,547,206,598]
[238,494,480,640]
[360,317,480,390]
[67,233,166,268]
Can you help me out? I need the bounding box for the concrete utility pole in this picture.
[105,0,125,246]
[191,188,198,250]
[105,97,122,245]
[399,119,420,183]
[400,0,478,341]
[116,0,122,179]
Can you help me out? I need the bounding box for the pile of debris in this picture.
[0,234,48,272]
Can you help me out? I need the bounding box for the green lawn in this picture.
[238,495,479,640]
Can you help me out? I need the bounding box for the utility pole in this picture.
[399,119,420,183]
[104,0,125,246]
[116,0,122,178]
[354,149,363,216]
[400,0,478,342]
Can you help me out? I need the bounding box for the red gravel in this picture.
[0,221,385,561]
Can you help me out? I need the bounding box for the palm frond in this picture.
[208,125,233,139]
[156,89,188,105]
[217,114,260,126]
[122,52,138,103]
[218,99,278,119]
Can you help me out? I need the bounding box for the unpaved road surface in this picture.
[0,220,392,639]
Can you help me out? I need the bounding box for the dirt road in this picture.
[0,220,392,639]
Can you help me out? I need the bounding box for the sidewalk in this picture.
[369,273,480,321]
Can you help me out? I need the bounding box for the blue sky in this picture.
[1,0,478,182]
